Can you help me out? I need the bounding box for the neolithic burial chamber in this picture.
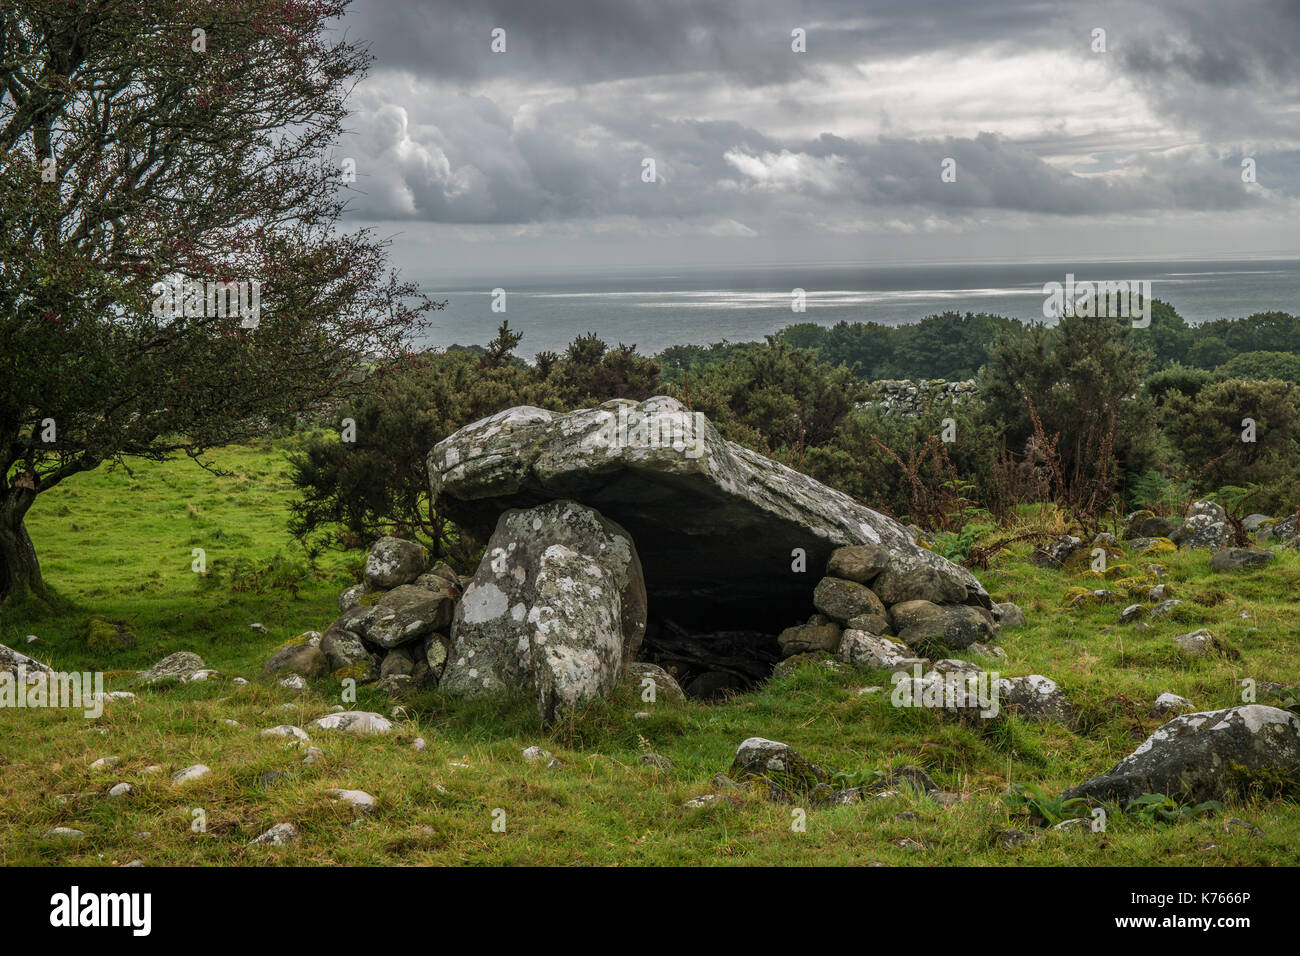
[427,395,991,706]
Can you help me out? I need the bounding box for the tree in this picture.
[979,312,1160,511]
[0,0,433,601]
[288,347,556,566]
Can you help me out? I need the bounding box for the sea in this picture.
[416,257,1300,360]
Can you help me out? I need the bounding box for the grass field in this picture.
[1,439,1298,866]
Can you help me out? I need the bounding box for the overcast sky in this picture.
[331,0,1300,282]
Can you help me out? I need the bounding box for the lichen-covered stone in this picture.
[310,710,393,735]
[364,536,427,589]
[366,584,454,649]
[889,600,994,650]
[442,500,646,726]
[729,737,826,792]
[813,576,888,625]
[836,630,915,669]
[625,661,686,702]
[320,625,377,678]
[1209,548,1275,572]
[1062,705,1300,805]
[138,651,205,684]
[825,545,892,584]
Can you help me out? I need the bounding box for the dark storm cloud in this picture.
[333,0,1300,228]
[343,0,1064,86]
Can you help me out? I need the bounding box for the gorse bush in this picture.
[285,308,1300,553]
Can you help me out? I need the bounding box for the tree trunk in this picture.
[0,488,44,602]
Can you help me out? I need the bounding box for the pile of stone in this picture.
[262,536,464,696]
[775,543,1008,674]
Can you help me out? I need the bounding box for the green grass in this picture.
[2,442,1299,865]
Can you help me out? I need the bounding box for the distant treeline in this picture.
[657,302,1300,385]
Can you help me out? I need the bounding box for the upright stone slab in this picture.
[429,397,988,633]
[442,499,646,724]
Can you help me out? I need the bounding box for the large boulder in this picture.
[1062,706,1300,805]
[428,397,988,633]
[441,500,646,725]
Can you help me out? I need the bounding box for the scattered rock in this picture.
[624,661,686,702]
[325,788,377,813]
[261,725,310,743]
[171,764,210,785]
[998,828,1034,848]
[249,822,299,846]
[1171,514,1230,551]
[138,651,205,685]
[43,827,85,841]
[260,644,327,680]
[1210,548,1276,572]
[991,602,1026,629]
[1062,705,1300,805]
[997,675,1077,726]
[729,737,825,792]
[1152,692,1194,717]
[1173,629,1220,658]
[683,794,739,810]
[1031,535,1084,569]
[310,711,393,735]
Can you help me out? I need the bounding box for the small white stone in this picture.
[260,724,310,742]
[325,788,376,812]
[171,764,210,785]
[249,822,298,846]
